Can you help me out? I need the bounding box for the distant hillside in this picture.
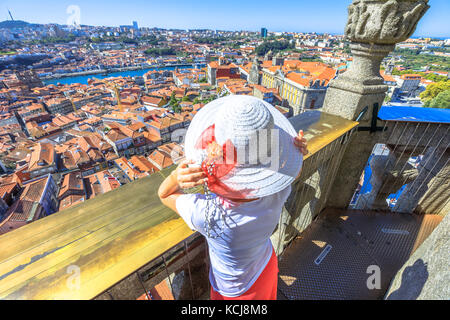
[0,20,37,29]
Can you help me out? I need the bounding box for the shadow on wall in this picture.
[385,259,429,300]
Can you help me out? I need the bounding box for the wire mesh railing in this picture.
[272,126,356,256]
[95,232,209,300]
[350,121,450,215]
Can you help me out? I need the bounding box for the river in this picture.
[42,64,205,86]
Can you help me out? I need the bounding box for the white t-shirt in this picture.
[176,185,291,297]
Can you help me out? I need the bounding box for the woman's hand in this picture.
[173,159,207,189]
[158,159,207,213]
[294,130,309,156]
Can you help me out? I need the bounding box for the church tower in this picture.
[264,50,273,62]
[248,56,261,84]
[272,52,284,66]
[385,58,395,75]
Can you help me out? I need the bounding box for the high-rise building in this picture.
[133,21,139,30]
[261,28,267,38]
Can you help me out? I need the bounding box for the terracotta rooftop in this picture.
[158,142,184,162]
[106,128,129,142]
[21,176,49,203]
[59,195,85,211]
[58,172,85,198]
[141,96,164,106]
[84,170,120,199]
[129,155,159,174]
[5,199,38,223]
[148,149,173,170]
[136,280,174,300]
[380,70,397,83]
[0,180,18,193]
[28,143,55,172]
[114,157,144,180]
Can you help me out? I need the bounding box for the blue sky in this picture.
[1,0,449,37]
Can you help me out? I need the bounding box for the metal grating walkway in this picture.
[278,208,442,300]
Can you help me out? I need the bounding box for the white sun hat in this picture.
[184,95,302,199]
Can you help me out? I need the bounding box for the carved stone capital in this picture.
[328,43,393,95]
[345,0,430,45]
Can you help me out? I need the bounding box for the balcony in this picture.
[0,109,447,300]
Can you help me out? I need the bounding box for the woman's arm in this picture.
[294,130,308,178]
[159,131,307,211]
[158,159,207,213]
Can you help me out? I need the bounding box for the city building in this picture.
[58,172,87,211]
[84,170,121,199]
[261,60,336,114]
[0,174,58,235]
[261,28,268,38]
[44,97,74,115]
[147,149,173,170]
[399,74,423,95]
[26,142,57,179]
[207,60,241,86]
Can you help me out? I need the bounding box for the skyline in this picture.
[0,0,449,37]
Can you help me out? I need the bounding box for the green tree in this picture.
[144,47,176,56]
[192,36,226,44]
[169,91,178,105]
[255,40,294,56]
[169,91,181,112]
[392,48,450,72]
[172,104,182,113]
[420,81,450,103]
[424,89,450,109]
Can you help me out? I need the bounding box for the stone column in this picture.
[323,0,430,208]
[394,147,450,215]
[355,148,419,210]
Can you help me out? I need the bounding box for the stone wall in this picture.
[385,213,449,300]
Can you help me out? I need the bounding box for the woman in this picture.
[158,95,308,300]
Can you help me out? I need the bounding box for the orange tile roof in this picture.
[114,157,145,180]
[0,182,19,199]
[157,142,184,160]
[141,95,163,106]
[129,155,159,174]
[84,170,120,199]
[380,70,397,83]
[20,176,49,203]
[148,149,173,170]
[58,172,85,198]
[4,199,38,223]
[106,128,128,142]
[59,194,85,211]
[400,74,422,80]
[28,143,55,172]
[264,60,336,87]
[137,280,174,300]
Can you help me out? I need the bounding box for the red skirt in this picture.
[210,247,278,300]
